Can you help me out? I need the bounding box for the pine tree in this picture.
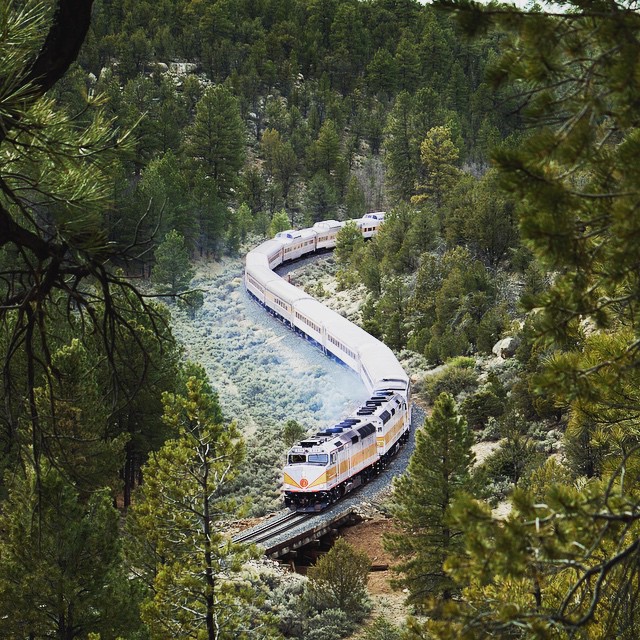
[366,48,398,100]
[376,279,409,351]
[151,230,194,296]
[425,2,640,637]
[35,338,128,495]
[130,375,279,640]
[0,465,137,638]
[0,1,161,462]
[185,84,245,200]
[304,173,337,224]
[138,150,198,247]
[385,393,474,610]
[313,118,342,176]
[306,538,370,619]
[345,176,367,218]
[335,221,365,268]
[394,34,422,93]
[411,126,460,211]
[384,91,419,202]
[282,419,306,448]
[269,208,291,236]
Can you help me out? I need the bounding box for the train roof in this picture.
[265,275,313,304]
[248,238,286,258]
[359,341,408,392]
[322,312,377,352]
[246,265,281,287]
[357,217,383,228]
[245,251,269,269]
[291,419,377,453]
[295,298,374,351]
[294,297,332,319]
[275,228,317,242]
[313,220,343,231]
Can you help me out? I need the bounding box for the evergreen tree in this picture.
[384,91,419,202]
[269,209,291,236]
[185,84,246,200]
[385,393,474,610]
[239,166,267,214]
[306,538,370,619]
[376,278,409,351]
[0,465,137,639]
[394,34,422,93]
[426,2,640,637]
[304,173,337,223]
[345,176,367,218]
[335,220,365,268]
[138,150,197,247]
[312,118,342,176]
[35,338,128,495]
[130,376,278,640]
[151,230,194,296]
[412,126,460,211]
[366,48,398,100]
[282,419,306,448]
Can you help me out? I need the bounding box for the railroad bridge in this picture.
[233,505,363,563]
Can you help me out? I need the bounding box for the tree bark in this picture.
[0,0,94,145]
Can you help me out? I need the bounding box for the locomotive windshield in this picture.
[288,454,306,464]
[308,453,329,465]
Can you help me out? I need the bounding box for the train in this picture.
[244,213,411,513]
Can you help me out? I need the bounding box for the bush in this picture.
[305,609,355,640]
[445,355,476,369]
[422,365,478,401]
[426,328,470,364]
[363,616,402,640]
[306,538,371,620]
[461,389,505,430]
[478,434,542,488]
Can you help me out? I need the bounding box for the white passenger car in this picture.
[313,220,343,250]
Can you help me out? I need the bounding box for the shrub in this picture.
[306,538,371,620]
[305,609,355,640]
[422,365,478,401]
[363,616,402,640]
[461,389,505,430]
[445,355,476,369]
[479,434,542,488]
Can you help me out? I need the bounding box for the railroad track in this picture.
[233,511,314,547]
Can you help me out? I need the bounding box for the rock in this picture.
[169,61,197,75]
[492,336,520,359]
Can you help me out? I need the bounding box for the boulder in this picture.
[492,336,520,359]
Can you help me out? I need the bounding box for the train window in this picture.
[308,453,329,465]
[288,454,306,464]
[330,453,337,465]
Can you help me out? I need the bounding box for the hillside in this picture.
[2,1,640,639]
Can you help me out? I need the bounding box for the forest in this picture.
[2,0,640,638]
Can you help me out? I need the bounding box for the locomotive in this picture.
[244,213,411,512]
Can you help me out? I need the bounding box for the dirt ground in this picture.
[340,516,411,627]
